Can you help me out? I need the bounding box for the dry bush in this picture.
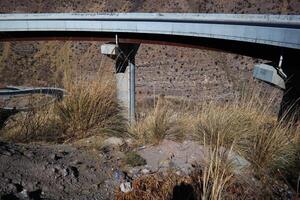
[241,123,297,173]
[115,172,196,200]
[190,122,260,199]
[115,162,258,200]
[130,85,299,198]
[128,96,186,145]
[191,84,297,170]
[1,106,64,143]
[201,145,236,199]
[191,103,257,150]
[1,74,125,143]
[54,75,125,141]
[1,41,124,143]
[190,101,297,174]
[190,87,299,197]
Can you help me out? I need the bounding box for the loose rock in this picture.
[120,182,132,193]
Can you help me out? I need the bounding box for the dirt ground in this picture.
[0,140,118,200]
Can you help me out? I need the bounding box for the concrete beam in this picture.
[253,63,285,89]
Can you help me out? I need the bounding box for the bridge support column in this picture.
[101,43,139,123]
[278,50,300,124]
[129,60,136,123]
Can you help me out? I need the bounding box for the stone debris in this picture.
[141,168,150,174]
[0,140,116,199]
[50,153,61,161]
[137,139,250,174]
[24,151,34,158]
[120,182,132,193]
[20,189,29,198]
[137,140,205,174]
[103,137,124,147]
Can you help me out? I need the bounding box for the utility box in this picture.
[253,64,285,89]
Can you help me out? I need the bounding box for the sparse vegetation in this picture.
[1,106,63,143]
[0,73,125,143]
[128,96,186,145]
[1,77,299,199]
[124,151,146,167]
[1,1,299,199]
[115,172,195,200]
[54,75,125,141]
[127,86,300,199]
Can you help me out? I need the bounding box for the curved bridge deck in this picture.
[0,13,300,60]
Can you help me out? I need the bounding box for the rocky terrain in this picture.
[0,139,119,199]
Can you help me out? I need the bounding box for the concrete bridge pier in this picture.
[101,43,139,123]
[278,50,300,124]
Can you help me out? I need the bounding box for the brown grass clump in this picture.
[1,106,64,143]
[201,145,236,199]
[1,73,125,143]
[115,172,195,200]
[54,75,125,141]
[128,96,186,145]
[115,167,258,200]
[129,85,299,198]
[189,88,299,198]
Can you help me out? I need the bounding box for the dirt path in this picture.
[0,140,117,200]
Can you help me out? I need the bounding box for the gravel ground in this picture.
[0,140,118,200]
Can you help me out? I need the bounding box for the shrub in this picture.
[124,151,146,167]
[115,172,195,200]
[54,76,125,141]
[1,106,64,143]
[1,74,125,143]
[128,96,186,145]
[190,89,299,197]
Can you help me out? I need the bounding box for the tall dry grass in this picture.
[1,73,125,143]
[129,96,187,145]
[130,85,299,199]
[189,87,299,198]
[201,145,235,199]
[1,106,64,143]
[55,75,125,141]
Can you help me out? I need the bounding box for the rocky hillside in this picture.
[0,0,299,104]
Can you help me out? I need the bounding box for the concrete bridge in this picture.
[0,13,299,122]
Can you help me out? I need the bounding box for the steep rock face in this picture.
[0,0,298,104]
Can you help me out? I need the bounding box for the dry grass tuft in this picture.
[1,73,125,143]
[190,86,298,174]
[128,96,186,145]
[115,172,195,200]
[54,75,125,141]
[115,165,258,200]
[201,145,236,199]
[129,85,299,198]
[189,87,299,198]
[1,106,64,143]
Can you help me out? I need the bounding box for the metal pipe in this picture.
[129,60,136,123]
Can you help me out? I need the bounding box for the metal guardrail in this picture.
[0,86,64,99]
[0,86,65,128]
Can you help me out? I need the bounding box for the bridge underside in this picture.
[0,31,291,61]
[1,31,299,123]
